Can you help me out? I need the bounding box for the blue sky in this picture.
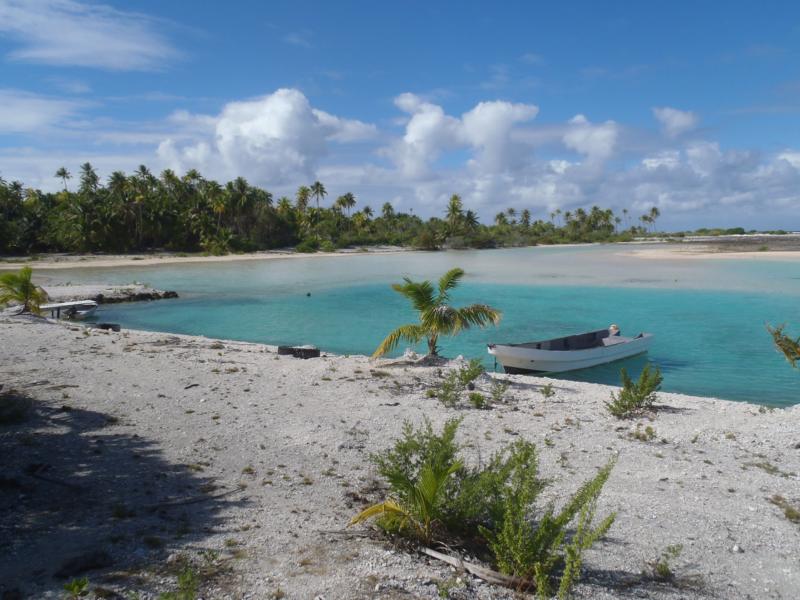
[0,0,798,229]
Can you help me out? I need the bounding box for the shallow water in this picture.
[49,244,800,406]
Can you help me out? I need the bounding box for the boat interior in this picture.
[506,329,635,351]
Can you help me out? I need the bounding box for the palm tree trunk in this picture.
[427,335,438,356]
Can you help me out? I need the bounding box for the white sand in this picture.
[1,316,798,599]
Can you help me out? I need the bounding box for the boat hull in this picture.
[488,334,653,373]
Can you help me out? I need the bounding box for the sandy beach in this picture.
[1,316,798,599]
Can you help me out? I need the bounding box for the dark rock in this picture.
[54,549,113,578]
[277,345,321,359]
[96,323,121,332]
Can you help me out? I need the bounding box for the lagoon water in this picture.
[55,244,799,406]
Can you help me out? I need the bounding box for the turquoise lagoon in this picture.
[52,245,800,406]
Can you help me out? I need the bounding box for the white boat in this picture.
[488,326,653,373]
[40,300,99,320]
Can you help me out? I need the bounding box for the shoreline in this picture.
[3,239,800,271]
[1,315,798,599]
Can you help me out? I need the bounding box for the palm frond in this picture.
[768,324,800,368]
[455,304,502,329]
[420,305,461,336]
[437,268,465,300]
[349,499,408,526]
[393,280,436,314]
[373,323,425,357]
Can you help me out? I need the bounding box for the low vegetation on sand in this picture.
[349,418,616,599]
[373,268,501,357]
[0,266,48,314]
[606,364,663,418]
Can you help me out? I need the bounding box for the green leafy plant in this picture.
[767,324,800,369]
[63,577,89,598]
[468,392,487,409]
[436,371,464,407]
[647,544,683,581]
[350,419,616,599]
[540,383,555,399]
[158,566,199,600]
[373,268,501,357]
[490,378,510,403]
[606,364,663,418]
[0,266,48,314]
[457,358,485,386]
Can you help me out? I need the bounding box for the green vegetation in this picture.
[767,324,800,369]
[648,544,683,581]
[350,418,616,598]
[540,383,555,399]
[0,167,654,256]
[769,494,800,524]
[158,566,199,600]
[457,358,485,386]
[0,266,48,313]
[63,577,90,598]
[373,268,501,357]
[606,364,663,418]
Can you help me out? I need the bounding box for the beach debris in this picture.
[95,323,121,332]
[277,345,320,359]
[184,383,200,390]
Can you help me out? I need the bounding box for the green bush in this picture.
[436,371,463,407]
[320,240,337,252]
[468,392,487,409]
[457,358,485,386]
[606,364,663,418]
[295,238,319,253]
[351,418,616,598]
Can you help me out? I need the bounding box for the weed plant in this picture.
[351,418,616,599]
[606,364,663,418]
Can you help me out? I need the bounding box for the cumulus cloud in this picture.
[562,114,618,163]
[0,89,85,133]
[388,93,538,180]
[652,106,699,138]
[157,89,377,184]
[0,0,180,70]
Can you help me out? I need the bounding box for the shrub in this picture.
[320,240,337,252]
[540,383,555,399]
[436,371,463,407]
[468,392,487,409]
[457,358,485,387]
[490,378,509,403]
[351,419,616,599]
[295,238,319,253]
[606,364,663,418]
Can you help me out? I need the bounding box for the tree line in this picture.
[0,163,660,255]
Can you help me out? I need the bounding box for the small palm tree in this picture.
[0,267,48,314]
[767,324,800,369]
[373,268,501,357]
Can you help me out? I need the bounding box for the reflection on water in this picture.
[46,244,800,406]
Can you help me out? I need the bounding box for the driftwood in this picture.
[421,546,532,590]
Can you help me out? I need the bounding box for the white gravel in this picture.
[0,316,798,599]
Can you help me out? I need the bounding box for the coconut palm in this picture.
[55,167,71,191]
[373,268,501,357]
[0,267,48,314]
[310,180,327,210]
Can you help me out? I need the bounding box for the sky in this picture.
[0,0,799,229]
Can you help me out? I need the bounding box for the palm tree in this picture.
[0,267,48,314]
[373,268,501,357]
[295,186,310,212]
[339,192,356,216]
[649,206,660,232]
[768,325,800,369]
[310,180,327,210]
[446,194,464,234]
[55,167,71,191]
[520,209,531,228]
[381,202,395,220]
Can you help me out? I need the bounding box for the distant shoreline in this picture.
[2,235,800,271]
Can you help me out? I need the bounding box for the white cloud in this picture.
[157,89,377,184]
[283,31,312,48]
[652,106,699,138]
[0,89,85,133]
[562,114,618,162]
[0,0,179,70]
